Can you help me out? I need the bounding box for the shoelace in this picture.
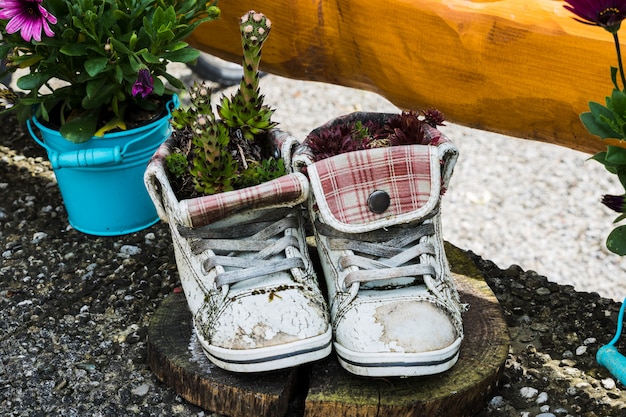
[179,209,305,288]
[315,219,448,301]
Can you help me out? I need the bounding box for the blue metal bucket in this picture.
[27,95,179,236]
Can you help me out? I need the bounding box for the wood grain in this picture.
[189,0,619,154]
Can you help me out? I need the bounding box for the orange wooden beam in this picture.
[189,0,621,154]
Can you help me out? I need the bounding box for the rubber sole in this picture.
[196,327,333,373]
[334,336,463,377]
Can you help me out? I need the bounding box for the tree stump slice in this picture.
[304,243,510,417]
[147,293,299,417]
[148,243,509,417]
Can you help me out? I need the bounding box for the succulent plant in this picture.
[304,110,445,162]
[165,11,284,197]
[217,11,277,141]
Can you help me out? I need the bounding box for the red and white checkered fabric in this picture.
[145,131,308,229]
[183,173,308,227]
[307,145,441,233]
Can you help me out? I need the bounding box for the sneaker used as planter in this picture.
[145,131,332,373]
[294,115,463,377]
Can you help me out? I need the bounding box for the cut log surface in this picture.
[147,295,299,417]
[189,0,618,154]
[147,243,509,417]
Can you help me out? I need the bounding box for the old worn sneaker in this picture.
[145,131,332,373]
[294,114,463,377]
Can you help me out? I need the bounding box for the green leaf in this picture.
[580,111,621,139]
[162,48,200,63]
[140,51,162,64]
[59,111,99,143]
[82,82,116,109]
[109,37,131,54]
[84,57,109,77]
[614,213,626,223]
[606,225,626,255]
[612,66,620,90]
[605,146,626,165]
[589,151,608,164]
[60,43,89,56]
[158,70,184,89]
[611,89,626,116]
[16,72,47,90]
[152,77,165,96]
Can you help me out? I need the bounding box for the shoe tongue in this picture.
[307,145,442,233]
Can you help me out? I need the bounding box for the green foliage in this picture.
[0,0,220,142]
[165,12,285,196]
[165,152,187,179]
[236,158,286,189]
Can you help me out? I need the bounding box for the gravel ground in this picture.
[2,63,626,416]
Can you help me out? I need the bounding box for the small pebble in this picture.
[535,413,556,417]
[31,231,48,244]
[535,287,551,296]
[575,345,587,356]
[119,245,141,257]
[601,377,616,390]
[520,386,538,399]
[536,391,548,404]
[131,383,150,396]
[488,395,505,409]
[583,337,597,345]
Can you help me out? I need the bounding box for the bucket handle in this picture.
[27,95,180,170]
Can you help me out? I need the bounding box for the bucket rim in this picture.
[30,94,178,141]
[31,109,171,140]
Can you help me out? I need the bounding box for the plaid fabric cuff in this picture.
[183,173,308,228]
[307,145,441,233]
[146,136,308,229]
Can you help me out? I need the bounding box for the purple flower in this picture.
[132,68,154,98]
[602,194,626,212]
[564,0,626,33]
[0,0,57,42]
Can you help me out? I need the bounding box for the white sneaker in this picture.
[294,114,463,377]
[145,131,332,373]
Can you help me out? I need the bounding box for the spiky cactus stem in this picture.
[239,11,271,103]
[217,11,276,141]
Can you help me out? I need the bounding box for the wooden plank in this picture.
[189,0,618,154]
[147,293,298,417]
[304,243,509,417]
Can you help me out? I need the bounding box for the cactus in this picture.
[218,11,277,141]
[165,11,285,197]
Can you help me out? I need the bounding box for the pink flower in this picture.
[0,0,57,42]
[132,68,154,98]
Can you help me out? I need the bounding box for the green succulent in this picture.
[165,11,285,197]
[217,11,276,141]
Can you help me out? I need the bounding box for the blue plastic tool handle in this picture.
[597,297,626,386]
[48,147,123,169]
[597,345,626,385]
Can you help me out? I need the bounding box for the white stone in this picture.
[575,345,587,355]
[601,377,616,390]
[119,245,141,257]
[520,386,538,399]
[583,337,597,345]
[536,391,548,404]
[488,395,505,408]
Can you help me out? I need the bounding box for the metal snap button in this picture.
[367,190,390,214]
